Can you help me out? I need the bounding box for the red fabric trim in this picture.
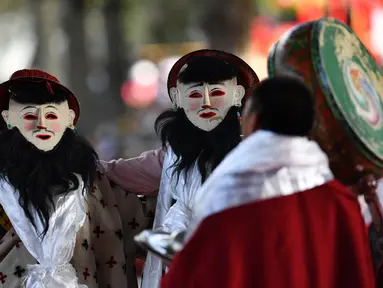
[135,258,145,277]
[162,181,375,288]
[10,69,60,83]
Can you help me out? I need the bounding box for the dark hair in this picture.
[248,76,315,137]
[0,80,98,238]
[177,56,238,84]
[155,107,241,183]
[9,79,68,105]
[0,128,98,238]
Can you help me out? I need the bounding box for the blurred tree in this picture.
[200,0,256,53]
[145,0,256,54]
[148,0,193,44]
[61,0,126,139]
[28,0,43,68]
[0,0,24,12]
[61,0,91,134]
[29,0,64,79]
[103,0,127,117]
[102,0,131,156]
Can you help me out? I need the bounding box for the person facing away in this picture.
[161,76,375,288]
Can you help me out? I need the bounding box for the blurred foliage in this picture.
[200,0,255,52]
[279,7,298,21]
[0,0,26,12]
[148,0,196,43]
[0,0,262,144]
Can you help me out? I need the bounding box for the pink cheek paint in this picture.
[187,102,201,112]
[49,122,62,132]
[211,98,225,109]
[23,122,35,131]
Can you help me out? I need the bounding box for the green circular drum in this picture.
[268,18,383,184]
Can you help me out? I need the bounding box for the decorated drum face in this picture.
[312,19,383,165]
[268,18,383,184]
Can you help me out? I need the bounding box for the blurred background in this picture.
[1,0,382,160]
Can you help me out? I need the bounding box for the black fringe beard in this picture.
[155,106,241,184]
[0,128,98,238]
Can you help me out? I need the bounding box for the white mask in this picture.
[170,77,245,131]
[2,100,75,151]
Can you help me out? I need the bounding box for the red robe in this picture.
[161,181,375,288]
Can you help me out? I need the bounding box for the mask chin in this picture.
[19,131,63,152]
[185,115,221,131]
[185,110,230,131]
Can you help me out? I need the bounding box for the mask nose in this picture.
[202,85,211,109]
[37,109,46,129]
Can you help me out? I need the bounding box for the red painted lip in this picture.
[36,134,52,140]
[199,112,216,119]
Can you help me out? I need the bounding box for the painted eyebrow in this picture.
[188,82,226,87]
[209,82,226,86]
[45,105,59,111]
[189,82,203,88]
[185,82,204,92]
[20,105,37,111]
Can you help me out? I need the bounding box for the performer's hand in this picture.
[357,174,383,231]
[161,258,172,267]
[355,174,383,259]
[352,173,378,200]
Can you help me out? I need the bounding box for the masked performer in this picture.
[136,49,258,288]
[0,69,151,287]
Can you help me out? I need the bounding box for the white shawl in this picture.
[0,175,87,288]
[141,148,202,288]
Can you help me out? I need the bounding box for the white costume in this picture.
[186,130,334,241]
[140,49,259,288]
[0,174,86,288]
[141,148,201,288]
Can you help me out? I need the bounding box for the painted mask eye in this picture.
[45,113,58,120]
[188,92,203,98]
[210,90,225,97]
[23,114,38,120]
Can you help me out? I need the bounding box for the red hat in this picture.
[167,49,259,105]
[0,69,80,125]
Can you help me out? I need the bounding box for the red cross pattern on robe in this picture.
[106,256,117,268]
[83,268,90,280]
[0,272,7,284]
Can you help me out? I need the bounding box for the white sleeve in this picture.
[359,178,383,225]
[162,198,192,233]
